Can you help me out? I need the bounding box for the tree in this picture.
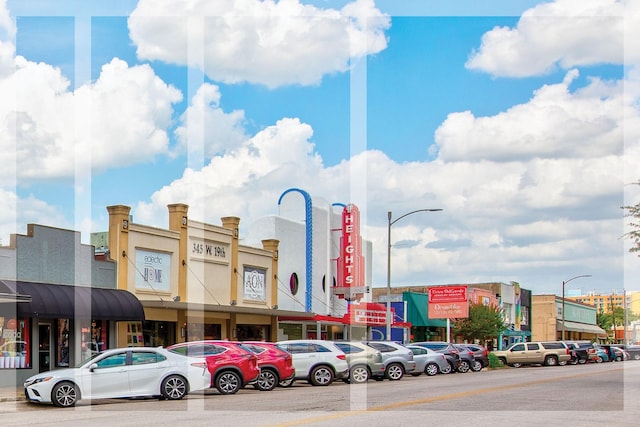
[452,303,506,342]
[597,306,639,332]
[622,180,640,255]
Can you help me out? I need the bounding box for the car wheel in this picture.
[216,371,242,395]
[511,362,522,368]
[425,363,439,376]
[457,360,470,373]
[385,363,404,381]
[596,356,603,363]
[578,358,587,364]
[161,375,188,400]
[310,365,334,386]
[350,365,370,384]
[471,360,483,372]
[544,356,558,366]
[634,354,640,361]
[254,369,278,391]
[51,381,78,408]
[440,362,452,374]
[279,377,295,387]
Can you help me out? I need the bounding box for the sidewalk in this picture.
[0,386,24,402]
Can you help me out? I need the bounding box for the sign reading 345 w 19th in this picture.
[428,285,469,318]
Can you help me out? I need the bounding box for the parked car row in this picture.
[21,338,521,408]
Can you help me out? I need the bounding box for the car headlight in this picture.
[24,376,53,387]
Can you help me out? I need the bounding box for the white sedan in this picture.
[24,347,211,407]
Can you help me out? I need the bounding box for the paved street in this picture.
[1,362,639,426]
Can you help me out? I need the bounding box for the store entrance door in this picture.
[38,323,53,373]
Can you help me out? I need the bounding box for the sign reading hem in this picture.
[428,285,469,319]
[135,249,171,292]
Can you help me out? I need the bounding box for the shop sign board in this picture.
[348,302,389,325]
[428,285,469,318]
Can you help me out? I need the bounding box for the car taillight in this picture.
[483,349,488,356]
[336,354,346,360]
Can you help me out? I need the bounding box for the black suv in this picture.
[410,342,461,374]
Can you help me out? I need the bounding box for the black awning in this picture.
[0,280,145,321]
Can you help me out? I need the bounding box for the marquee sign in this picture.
[333,204,366,301]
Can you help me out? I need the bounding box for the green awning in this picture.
[502,329,531,337]
[403,292,447,327]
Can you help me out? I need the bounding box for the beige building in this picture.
[104,203,305,346]
[567,291,640,316]
[532,295,606,342]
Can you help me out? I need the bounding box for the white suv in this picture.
[276,340,349,386]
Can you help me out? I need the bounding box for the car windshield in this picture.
[77,351,105,367]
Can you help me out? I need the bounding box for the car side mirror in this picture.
[89,363,99,372]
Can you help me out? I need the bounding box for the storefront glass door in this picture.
[38,323,52,373]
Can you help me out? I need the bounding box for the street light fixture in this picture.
[561,274,592,341]
[386,208,443,340]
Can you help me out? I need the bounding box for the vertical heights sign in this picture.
[334,204,366,301]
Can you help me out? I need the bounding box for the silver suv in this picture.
[276,340,349,386]
[333,341,386,383]
[361,341,416,380]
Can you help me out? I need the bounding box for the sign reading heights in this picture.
[334,204,366,301]
[428,285,469,318]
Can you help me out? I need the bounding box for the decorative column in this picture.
[106,205,131,290]
[221,217,240,304]
[168,203,189,301]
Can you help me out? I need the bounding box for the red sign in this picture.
[347,303,389,326]
[428,285,469,318]
[334,204,365,301]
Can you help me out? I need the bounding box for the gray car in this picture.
[361,341,416,380]
[333,341,386,383]
[406,345,449,376]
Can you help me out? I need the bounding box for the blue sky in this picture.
[1,0,638,296]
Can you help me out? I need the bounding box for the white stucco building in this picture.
[245,188,373,340]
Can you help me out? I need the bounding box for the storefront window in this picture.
[0,317,30,369]
[186,323,221,341]
[143,321,176,347]
[57,319,70,367]
[236,325,269,341]
[80,319,108,361]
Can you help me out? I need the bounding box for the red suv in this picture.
[241,342,295,391]
[167,340,260,395]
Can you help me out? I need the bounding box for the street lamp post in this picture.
[386,208,443,340]
[561,274,592,341]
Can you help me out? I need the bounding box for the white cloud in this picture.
[0,189,69,244]
[135,117,324,225]
[174,83,247,158]
[129,61,636,292]
[466,0,638,77]
[128,0,390,87]
[434,70,628,162]
[0,57,182,182]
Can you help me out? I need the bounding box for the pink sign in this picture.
[428,285,469,318]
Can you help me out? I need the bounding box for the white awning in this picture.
[558,320,606,335]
